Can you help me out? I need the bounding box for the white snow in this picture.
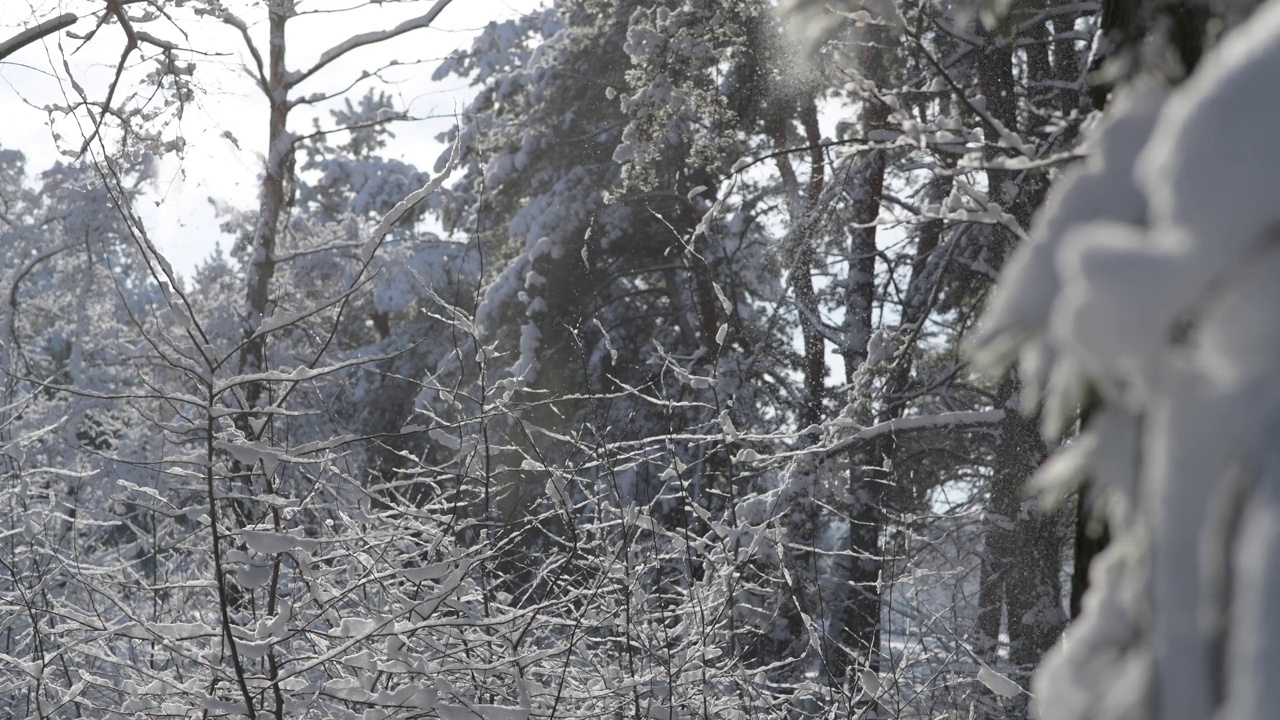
[971,82,1166,408]
[241,527,321,555]
[977,664,1022,698]
[975,4,1280,720]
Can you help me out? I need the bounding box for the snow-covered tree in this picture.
[975,2,1280,719]
[9,0,1275,717]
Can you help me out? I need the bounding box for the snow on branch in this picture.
[0,12,76,63]
[822,409,1006,458]
[287,0,454,89]
[359,137,460,264]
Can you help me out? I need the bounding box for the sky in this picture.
[0,0,542,277]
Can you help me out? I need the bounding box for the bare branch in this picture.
[212,8,268,94]
[78,0,139,156]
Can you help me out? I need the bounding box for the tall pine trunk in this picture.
[835,20,890,696]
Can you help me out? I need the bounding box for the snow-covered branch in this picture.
[286,0,454,88]
[0,12,76,62]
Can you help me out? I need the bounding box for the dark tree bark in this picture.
[971,13,1073,714]
[834,20,891,695]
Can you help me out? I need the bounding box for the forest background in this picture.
[1,1,1279,719]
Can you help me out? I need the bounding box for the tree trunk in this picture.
[972,16,1068,715]
[835,21,891,695]
[226,4,293,617]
